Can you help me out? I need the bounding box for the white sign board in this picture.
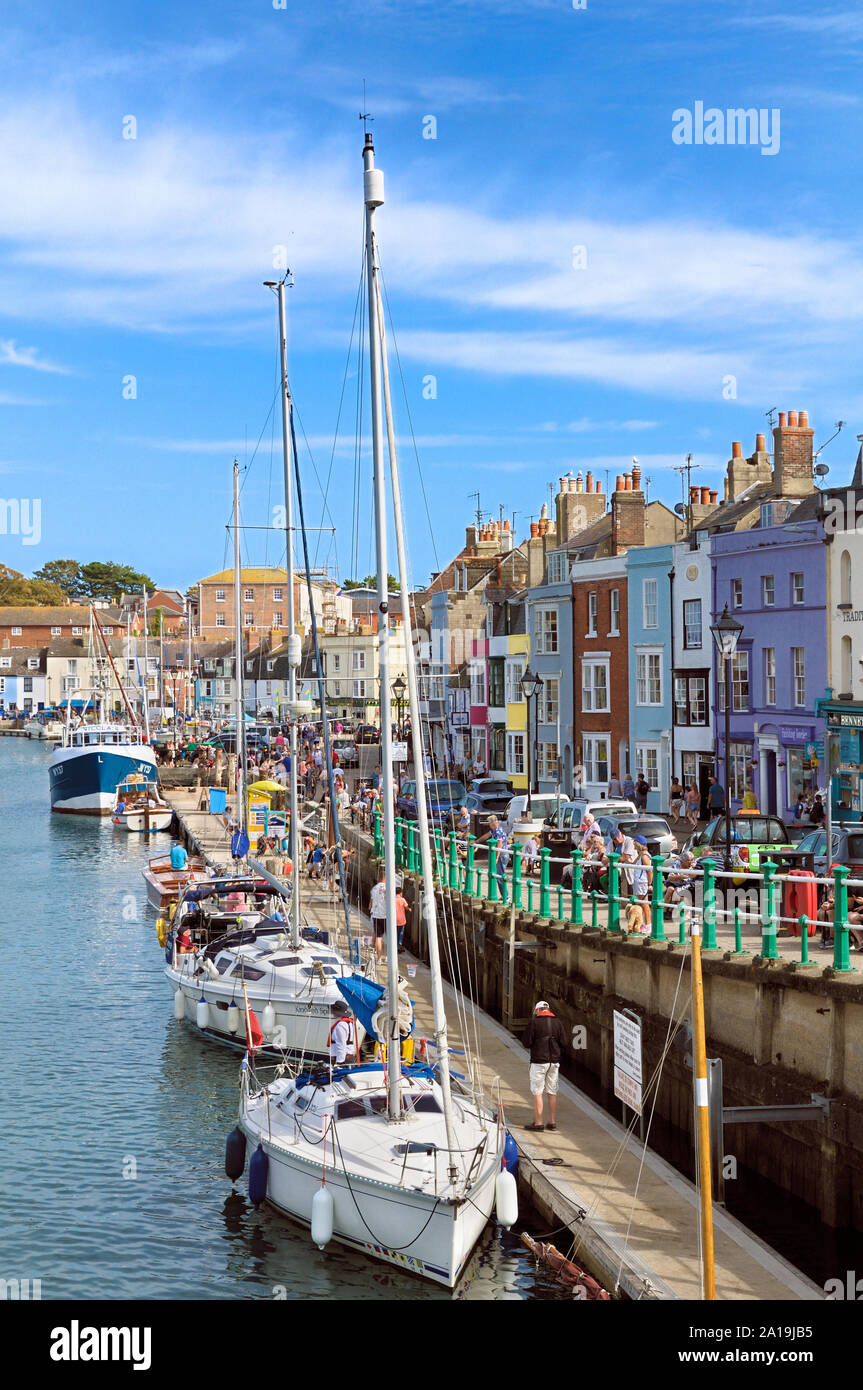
[613,1009,643,1115]
[392,742,408,763]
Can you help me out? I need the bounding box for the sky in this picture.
[2,0,863,593]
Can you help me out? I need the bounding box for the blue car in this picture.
[398,778,466,826]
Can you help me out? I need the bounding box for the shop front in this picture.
[815,699,863,821]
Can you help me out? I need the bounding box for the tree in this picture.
[32,559,83,599]
[342,573,400,591]
[79,561,155,602]
[0,564,66,606]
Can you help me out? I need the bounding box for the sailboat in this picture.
[232,132,516,1288]
[164,325,366,1060]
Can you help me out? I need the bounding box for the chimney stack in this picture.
[611,475,645,553]
[773,407,815,498]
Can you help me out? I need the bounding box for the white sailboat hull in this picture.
[248,1131,497,1286]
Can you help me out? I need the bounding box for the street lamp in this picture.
[520,665,544,814]
[392,673,407,790]
[710,604,744,871]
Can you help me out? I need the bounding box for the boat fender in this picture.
[249,1143,269,1208]
[164,932,175,965]
[227,1002,241,1034]
[196,996,210,1029]
[495,1168,518,1229]
[311,1185,334,1249]
[503,1131,519,1176]
[155,917,167,948]
[173,988,186,1021]
[261,1002,276,1036]
[225,1126,247,1182]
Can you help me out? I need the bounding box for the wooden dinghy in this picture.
[142,851,210,911]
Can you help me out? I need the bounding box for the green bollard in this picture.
[488,842,499,903]
[433,828,443,882]
[511,843,523,910]
[606,851,621,932]
[539,848,551,919]
[465,836,476,899]
[799,916,809,965]
[832,864,853,973]
[702,859,718,950]
[393,817,401,868]
[407,822,418,874]
[448,831,458,890]
[734,906,742,954]
[571,850,584,926]
[678,902,686,945]
[760,861,780,960]
[591,890,599,929]
[650,854,666,942]
[374,808,382,857]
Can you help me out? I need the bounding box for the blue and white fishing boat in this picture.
[48,723,157,815]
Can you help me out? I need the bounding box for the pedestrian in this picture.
[623,771,636,801]
[707,775,725,818]
[608,821,637,894]
[476,814,510,902]
[810,794,825,826]
[395,885,409,951]
[369,867,388,962]
[522,1000,568,1131]
[608,771,622,799]
[669,776,684,821]
[685,782,700,827]
[634,774,650,812]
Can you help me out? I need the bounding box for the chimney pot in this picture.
[709,490,718,504]
[632,465,642,490]
[503,519,510,531]
[700,486,710,504]
[778,412,787,428]
[595,478,602,493]
[755,433,766,451]
[799,410,809,428]
[530,522,539,538]
[732,441,743,458]
[690,485,700,503]
[585,471,593,492]
[788,410,798,427]
[625,474,633,491]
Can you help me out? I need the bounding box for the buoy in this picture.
[225,1126,247,1181]
[503,1131,519,1175]
[261,1002,276,1036]
[495,1169,518,1229]
[196,996,209,1030]
[249,1143,269,1208]
[173,989,185,1020]
[227,1002,240,1034]
[311,1185,334,1248]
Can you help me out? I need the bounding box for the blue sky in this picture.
[3,0,863,591]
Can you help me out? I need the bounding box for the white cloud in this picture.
[0,339,68,373]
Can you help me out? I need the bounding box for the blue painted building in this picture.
[625,543,675,812]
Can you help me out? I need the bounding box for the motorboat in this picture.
[112,773,173,832]
[48,723,157,815]
[142,850,210,911]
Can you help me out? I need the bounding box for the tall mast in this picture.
[269,275,302,948]
[373,272,458,1169]
[364,130,400,1122]
[141,586,151,741]
[233,460,248,840]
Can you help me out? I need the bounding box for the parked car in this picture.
[463,778,515,835]
[356,723,380,744]
[540,798,638,863]
[594,813,677,859]
[684,814,797,866]
[331,737,359,768]
[792,825,863,879]
[504,793,569,837]
[398,778,466,824]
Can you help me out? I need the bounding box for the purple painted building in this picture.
[711,514,826,816]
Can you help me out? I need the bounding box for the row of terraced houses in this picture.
[413,410,863,822]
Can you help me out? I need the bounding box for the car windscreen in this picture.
[618,819,669,838]
[429,782,465,800]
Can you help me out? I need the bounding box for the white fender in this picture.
[173,989,185,1020]
[196,996,210,1029]
[261,1002,276,1035]
[495,1169,518,1229]
[311,1186,334,1249]
[227,1002,241,1034]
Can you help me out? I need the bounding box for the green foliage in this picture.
[32,559,84,598]
[79,561,155,601]
[342,573,400,591]
[0,564,66,606]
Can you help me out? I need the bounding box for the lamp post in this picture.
[710,604,744,872]
[520,665,544,814]
[392,673,407,790]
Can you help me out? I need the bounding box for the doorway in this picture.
[764,750,777,815]
[698,759,714,821]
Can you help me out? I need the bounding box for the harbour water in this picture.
[0,740,568,1301]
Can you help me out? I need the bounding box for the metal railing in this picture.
[373,811,861,974]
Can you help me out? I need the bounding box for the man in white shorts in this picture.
[522,1000,568,1131]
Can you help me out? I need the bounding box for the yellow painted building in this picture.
[504,632,530,792]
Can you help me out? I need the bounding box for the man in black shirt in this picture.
[522,1000,568,1131]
